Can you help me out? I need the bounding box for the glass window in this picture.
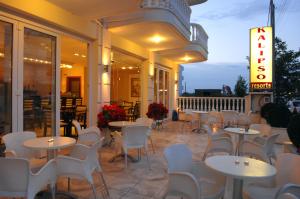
[0,21,13,136]
[159,69,164,103]
[23,28,56,136]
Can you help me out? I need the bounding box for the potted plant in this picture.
[97,104,126,129]
[146,103,168,129]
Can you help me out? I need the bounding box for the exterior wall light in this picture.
[103,64,109,73]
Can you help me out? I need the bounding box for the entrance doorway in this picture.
[67,77,81,98]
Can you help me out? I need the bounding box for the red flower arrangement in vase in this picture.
[146,103,168,120]
[97,104,126,128]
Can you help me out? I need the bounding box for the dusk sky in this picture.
[183,0,300,93]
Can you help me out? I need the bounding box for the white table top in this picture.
[108,121,138,128]
[23,136,76,150]
[224,127,260,135]
[205,155,276,180]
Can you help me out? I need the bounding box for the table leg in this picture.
[235,134,244,155]
[233,178,243,199]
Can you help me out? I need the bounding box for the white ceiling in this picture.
[46,0,141,19]
[110,22,189,52]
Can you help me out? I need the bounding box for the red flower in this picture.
[97,104,126,128]
[146,103,168,120]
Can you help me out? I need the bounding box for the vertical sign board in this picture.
[250,26,273,90]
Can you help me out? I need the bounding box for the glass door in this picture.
[22,27,57,136]
[154,67,170,108]
[0,20,13,137]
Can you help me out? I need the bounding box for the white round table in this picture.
[24,136,76,160]
[205,155,276,199]
[224,127,260,155]
[192,111,208,133]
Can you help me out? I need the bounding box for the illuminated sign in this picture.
[250,26,273,90]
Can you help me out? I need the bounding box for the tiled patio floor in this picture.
[57,121,209,199]
[0,121,286,199]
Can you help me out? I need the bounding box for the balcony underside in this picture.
[156,42,208,64]
[105,9,191,51]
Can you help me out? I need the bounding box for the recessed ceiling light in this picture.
[73,53,79,56]
[81,54,86,58]
[149,35,165,44]
[121,67,126,70]
[128,66,133,70]
[182,55,192,62]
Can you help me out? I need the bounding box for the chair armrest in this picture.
[167,171,200,199]
[29,159,57,197]
[253,136,267,145]
[239,140,267,161]
[69,144,90,159]
[191,161,225,183]
[275,183,300,199]
[4,149,17,157]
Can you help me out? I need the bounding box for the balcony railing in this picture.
[178,97,246,113]
[141,0,191,31]
[190,23,208,50]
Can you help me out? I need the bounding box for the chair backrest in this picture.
[72,120,82,134]
[206,138,233,156]
[221,111,238,126]
[78,126,102,146]
[250,123,272,137]
[237,113,251,127]
[122,126,148,148]
[2,131,37,158]
[276,153,300,186]
[0,158,30,196]
[164,144,193,173]
[136,117,153,128]
[264,133,280,155]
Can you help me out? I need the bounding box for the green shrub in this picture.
[260,103,291,127]
[287,114,300,148]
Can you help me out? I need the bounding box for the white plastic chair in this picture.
[239,133,279,164]
[0,157,56,199]
[244,153,300,199]
[56,141,109,198]
[221,110,238,128]
[122,125,150,169]
[2,131,46,171]
[77,126,104,147]
[136,117,155,153]
[163,144,225,199]
[182,109,198,132]
[275,184,300,199]
[237,112,251,128]
[202,124,234,160]
[250,123,272,138]
[72,120,82,135]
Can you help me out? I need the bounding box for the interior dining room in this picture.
[110,50,143,121]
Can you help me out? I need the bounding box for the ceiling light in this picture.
[0,52,4,57]
[121,67,126,70]
[60,64,73,69]
[182,55,193,62]
[149,35,165,44]
[73,53,79,56]
[128,66,133,70]
[81,54,86,58]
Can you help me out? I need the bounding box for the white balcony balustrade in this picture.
[190,23,208,51]
[141,0,191,31]
[178,97,246,113]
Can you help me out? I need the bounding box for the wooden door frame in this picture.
[66,76,81,97]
